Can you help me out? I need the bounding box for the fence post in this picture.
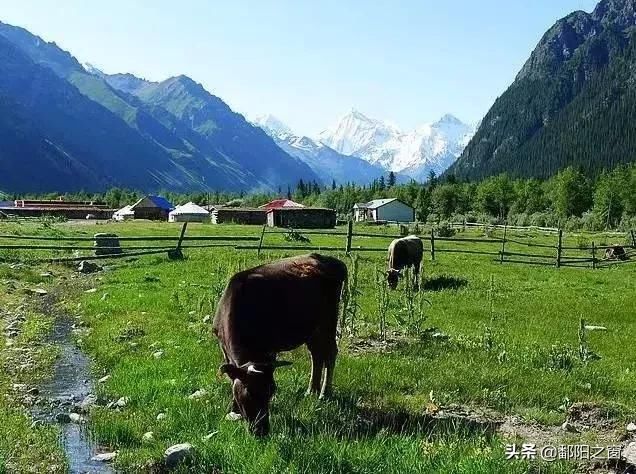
[631,229,636,248]
[556,229,563,268]
[591,241,596,270]
[500,222,508,264]
[169,222,188,259]
[257,224,266,256]
[345,220,353,254]
[430,227,436,261]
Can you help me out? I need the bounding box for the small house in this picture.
[211,207,267,225]
[169,202,210,223]
[259,199,304,210]
[353,198,414,223]
[267,207,336,229]
[113,205,135,221]
[130,196,174,220]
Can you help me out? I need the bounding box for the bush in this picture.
[618,214,636,233]
[563,216,582,232]
[436,223,456,237]
[528,211,559,228]
[511,212,529,227]
[580,211,603,232]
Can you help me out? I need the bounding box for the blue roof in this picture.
[148,195,174,210]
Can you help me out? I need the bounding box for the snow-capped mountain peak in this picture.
[318,109,400,157]
[253,115,388,186]
[318,110,475,180]
[252,114,293,139]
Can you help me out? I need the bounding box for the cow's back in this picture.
[214,254,346,360]
[388,236,423,270]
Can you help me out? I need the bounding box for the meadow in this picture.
[0,219,634,473]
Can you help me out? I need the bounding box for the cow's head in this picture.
[387,269,400,289]
[220,360,291,436]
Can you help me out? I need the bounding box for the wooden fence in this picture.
[0,222,633,270]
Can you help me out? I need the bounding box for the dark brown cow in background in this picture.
[387,235,424,290]
[213,253,347,436]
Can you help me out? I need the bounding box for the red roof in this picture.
[259,199,305,210]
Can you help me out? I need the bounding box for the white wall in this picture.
[376,200,414,223]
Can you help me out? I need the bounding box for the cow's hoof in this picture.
[225,412,242,421]
[318,392,331,401]
[305,389,319,397]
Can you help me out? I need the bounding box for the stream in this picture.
[33,315,114,474]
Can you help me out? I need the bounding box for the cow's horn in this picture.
[246,364,264,374]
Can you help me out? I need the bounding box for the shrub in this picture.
[563,216,582,232]
[581,211,604,231]
[436,223,456,237]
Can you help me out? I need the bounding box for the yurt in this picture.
[168,202,210,223]
[113,205,135,221]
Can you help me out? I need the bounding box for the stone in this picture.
[27,288,48,296]
[115,396,129,408]
[39,272,53,278]
[55,413,72,424]
[91,452,117,462]
[202,431,218,441]
[157,413,167,421]
[142,431,154,442]
[153,350,164,359]
[188,389,207,400]
[98,375,111,384]
[84,288,98,294]
[561,421,579,433]
[225,412,242,421]
[79,394,97,412]
[77,260,102,274]
[623,442,636,467]
[101,293,109,301]
[627,422,636,433]
[164,443,193,469]
[69,413,84,423]
[94,233,122,256]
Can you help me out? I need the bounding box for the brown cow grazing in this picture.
[387,235,424,290]
[213,253,347,436]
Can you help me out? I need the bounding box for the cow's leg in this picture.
[319,339,338,400]
[306,342,323,396]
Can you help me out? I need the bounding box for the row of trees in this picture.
[305,165,635,230]
[4,165,634,231]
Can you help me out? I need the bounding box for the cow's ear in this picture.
[219,363,245,380]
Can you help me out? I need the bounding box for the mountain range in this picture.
[318,110,475,181]
[448,0,636,179]
[252,114,394,185]
[2,0,633,193]
[0,21,319,193]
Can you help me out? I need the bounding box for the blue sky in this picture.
[2,0,598,135]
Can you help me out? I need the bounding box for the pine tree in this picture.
[388,171,396,187]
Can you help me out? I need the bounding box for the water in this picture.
[34,317,114,474]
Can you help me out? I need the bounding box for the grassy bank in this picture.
[0,264,67,473]
[0,219,634,472]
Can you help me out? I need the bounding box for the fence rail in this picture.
[0,221,633,270]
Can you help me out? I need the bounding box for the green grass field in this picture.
[0,219,634,472]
